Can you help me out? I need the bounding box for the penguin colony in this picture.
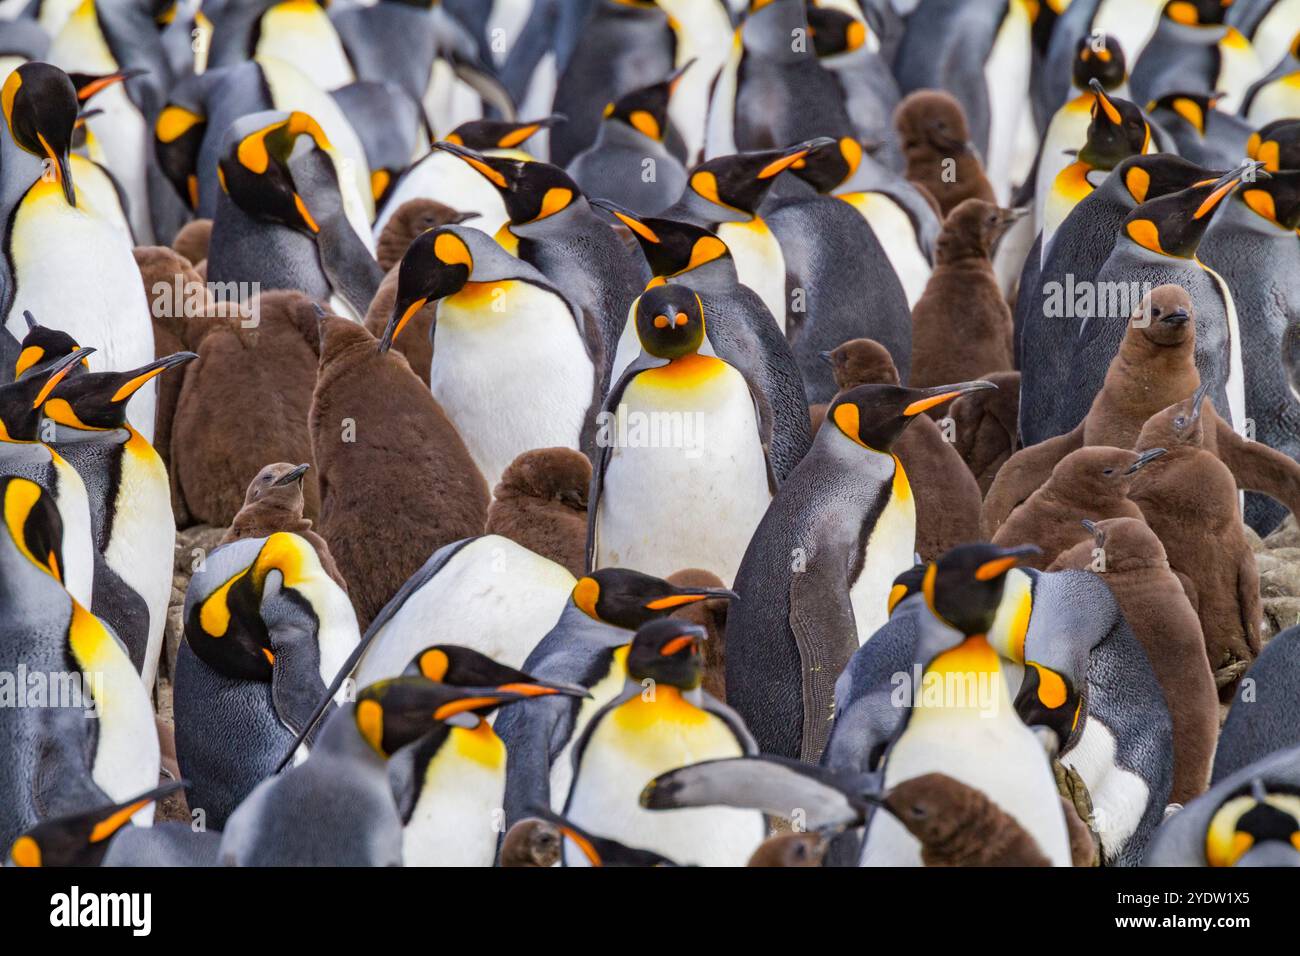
[5,0,1300,871]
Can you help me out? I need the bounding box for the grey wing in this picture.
[497,693,574,828]
[640,755,877,830]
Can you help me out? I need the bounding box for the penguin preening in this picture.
[725,379,994,762]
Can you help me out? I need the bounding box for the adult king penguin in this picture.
[725,379,995,762]
[382,224,600,493]
[588,283,774,585]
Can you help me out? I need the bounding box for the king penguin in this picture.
[174,531,360,828]
[563,619,765,867]
[495,567,737,828]
[0,63,157,442]
[1215,626,1300,783]
[43,351,197,689]
[381,223,600,493]
[859,544,1073,867]
[593,203,811,481]
[725,379,995,762]
[588,283,774,585]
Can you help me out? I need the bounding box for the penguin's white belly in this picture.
[1246,74,1300,127]
[103,444,175,690]
[1250,0,1300,74]
[1199,261,1246,431]
[375,154,510,238]
[487,0,532,66]
[610,299,641,383]
[402,731,506,867]
[703,30,742,159]
[77,613,160,825]
[658,0,732,165]
[1213,30,1261,115]
[36,0,81,36]
[564,699,764,866]
[256,4,355,91]
[1033,100,1091,232]
[864,707,1071,866]
[430,283,594,492]
[982,0,1032,204]
[841,193,931,309]
[49,455,97,611]
[547,657,629,809]
[80,87,151,244]
[517,53,557,162]
[6,183,156,442]
[426,59,484,136]
[1092,0,1165,73]
[356,535,574,682]
[1060,717,1149,864]
[69,157,132,239]
[717,220,785,332]
[850,481,915,644]
[594,361,771,585]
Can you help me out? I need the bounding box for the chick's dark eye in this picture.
[910,805,926,818]
[1175,417,1187,428]
[1103,468,1115,476]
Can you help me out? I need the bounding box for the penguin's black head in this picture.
[2,62,78,205]
[686,137,836,216]
[922,543,1039,636]
[1250,119,1300,172]
[1072,33,1126,91]
[353,677,534,757]
[0,347,95,441]
[1123,160,1264,258]
[828,380,996,453]
[788,136,864,194]
[572,568,737,630]
[806,6,869,57]
[433,141,583,225]
[1164,0,1231,26]
[635,283,706,359]
[382,226,475,352]
[592,200,730,276]
[42,352,197,431]
[443,114,564,153]
[402,644,589,703]
[0,475,64,584]
[6,780,184,868]
[602,63,691,142]
[1078,82,1150,169]
[155,98,207,210]
[13,311,86,381]
[1148,91,1222,136]
[1205,782,1300,867]
[1239,169,1300,230]
[218,110,335,236]
[887,562,927,617]
[625,620,706,690]
[1116,153,1219,205]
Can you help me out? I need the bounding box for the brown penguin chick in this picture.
[220,462,348,592]
[1127,393,1262,694]
[1049,517,1217,804]
[375,198,478,272]
[747,831,827,867]
[894,90,995,216]
[171,218,212,267]
[169,290,324,528]
[812,339,983,561]
[310,314,488,629]
[991,446,1163,570]
[485,447,590,577]
[880,773,1051,867]
[363,267,435,387]
[666,568,730,700]
[909,199,1019,392]
[951,370,1020,494]
[983,285,1300,535]
[499,818,562,868]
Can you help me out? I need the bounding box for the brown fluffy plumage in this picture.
[666,568,730,701]
[169,290,323,528]
[812,339,982,561]
[310,315,488,629]
[171,218,212,269]
[375,199,477,272]
[1050,517,1216,803]
[220,462,348,592]
[909,200,1017,392]
[951,369,1020,494]
[499,818,562,868]
[746,832,827,867]
[486,447,590,577]
[894,91,995,216]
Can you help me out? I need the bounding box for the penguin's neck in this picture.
[0,131,45,213]
[671,258,736,291]
[620,677,704,710]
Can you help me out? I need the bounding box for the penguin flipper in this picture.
[497,693,571,829]
[980,422,1083,537]
[1213,414,1300,524]
[448,52,517,122]
[640,755,878,830]
[585,353,668,572]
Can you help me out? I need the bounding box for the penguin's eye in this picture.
[909,804,927,819]
[1151,308,1161,318]
[1175,417,1187,428]
[1103,468,1115,476]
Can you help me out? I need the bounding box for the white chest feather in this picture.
[982,0,1033,204]
[840,193,931,309]
[850,468,915,644]
[256,3,356,92]
[717,219,786,332]
[1092,0,1167,72]
[658,0,732,164]
[375,153,511,238]
[356,536,574,682]
[1198,260,1246,431]
[703,29,743,159]
[402,728,506,867]
[548,653,629,809]
[565,695,764,866]
[430,281,594,491]
[594,359,771,585]
[1060,717,1149,864]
